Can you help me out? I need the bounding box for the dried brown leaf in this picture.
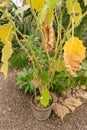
[53,103,70,120]
[76,90,87,99]
[64,97,82,108]
[42,13,56,51]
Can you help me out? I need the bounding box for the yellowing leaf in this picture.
[38,3,48,24]
[66,0,74,14]
[47,7,54,25]
[66,1,82,26]
[64,37,85,60]
[0,42,13,78]
[63,37,86,76]
[47,0,61,7]
[26,0,45,10]
[0,2,7,10]
[1,42,13,62]
[5,0,11,3]
[0,24,14,44]
[73,2,82,25]
[0,62,8,78]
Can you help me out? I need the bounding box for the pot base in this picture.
[30,94,53,121]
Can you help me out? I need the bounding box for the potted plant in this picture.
[0,0,87,120]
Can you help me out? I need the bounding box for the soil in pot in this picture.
[30,94,53,121]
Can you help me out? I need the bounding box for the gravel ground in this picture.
[0,66,87,130]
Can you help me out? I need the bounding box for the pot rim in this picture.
[30,94,54,111]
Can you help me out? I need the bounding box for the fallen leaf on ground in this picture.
[53,103,70,120]
[62,102,75,112]
[76,90,87,99]
[64,97,82,108]
[81,86,86,91]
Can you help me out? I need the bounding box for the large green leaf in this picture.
[47,0,61,7]
[40,89,51,106]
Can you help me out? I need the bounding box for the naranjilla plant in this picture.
[0,0,87,110]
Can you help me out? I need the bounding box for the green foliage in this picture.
[40,71,50,83]
[51,61,87,94]
[0,43,3,53]
[0,0,87,107]
[72,61,87,88]
[10,52,28,69]
[51,70,71,93]
[75,0,87,40]
[17,68,34,94]
[40,89,52,106]
[75,15,87,40]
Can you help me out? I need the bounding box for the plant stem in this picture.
[66,11,87,35]
[9,18,43,72]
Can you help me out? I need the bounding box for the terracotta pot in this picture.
[30,94,53,121]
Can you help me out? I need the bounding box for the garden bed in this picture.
[0,65,87,130]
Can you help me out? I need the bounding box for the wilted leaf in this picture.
[0,62,8,78]
[42,13,56,51]
[26,0,45,10]
[0,42,13,78]
[64,97,82,108]
[76,90,87,99]
[0,24,14,44]
[63,103,75,112]
[63,37,86,76]
[1,43,13,62]
[53,103,70,120]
